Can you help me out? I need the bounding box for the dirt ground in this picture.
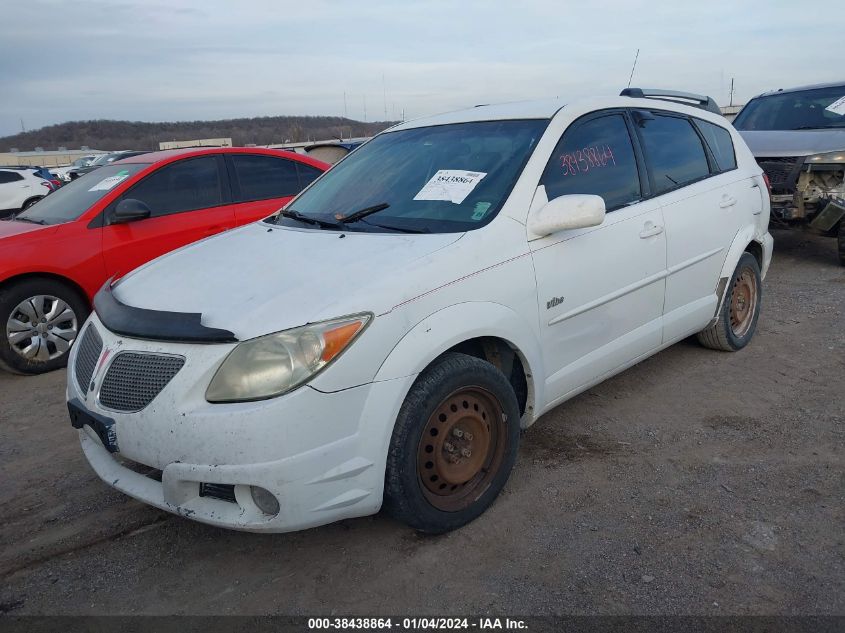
[0,228,843,616]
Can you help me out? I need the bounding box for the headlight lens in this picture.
[206,313,371,402]
[805,150,845,164]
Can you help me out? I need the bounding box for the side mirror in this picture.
[112,198,151,224]
[527,194,606,238]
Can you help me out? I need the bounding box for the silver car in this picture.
[733,81,845,265]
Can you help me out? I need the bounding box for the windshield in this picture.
[278,119,548,233]
[91,153,118,166]
[733,85,845,131]
[14,163,149,225]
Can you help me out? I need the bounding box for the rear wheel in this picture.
[0,279,89,374]
[696,252,761,351]
[384,352,520,533]
[22,196,43,210]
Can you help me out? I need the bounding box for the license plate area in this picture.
[68,398,119,453]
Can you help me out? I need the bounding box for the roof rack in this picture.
[620,88,721,115]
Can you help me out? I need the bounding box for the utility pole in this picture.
[382,73,388,121]
[363,95,367,122]
[20,118,25,133]
[343,91,348,119]
[729,78,735,107]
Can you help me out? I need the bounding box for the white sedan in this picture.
[67,89,773,534]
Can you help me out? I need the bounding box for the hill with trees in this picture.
[1,116,395,152]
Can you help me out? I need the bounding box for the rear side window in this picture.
[541,114,641,211]
[639,114,710,195]
[297,163,323,189]
[695,120,737,172]
[127,157,223,217]
[231,155,300,202]
[0,171,24,184]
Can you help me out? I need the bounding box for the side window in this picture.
[541,114,641,211]
[0,171,24,184]
[297,163,323,189]
[638,114,711,194]
[126,157,222,217]
[695,120,737,172]
[231,155,300,202]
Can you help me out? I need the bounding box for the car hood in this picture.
[738,129,845,157]
[112,223,464,341]
[0,219,57,240]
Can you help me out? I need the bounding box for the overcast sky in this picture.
[1,0,840,138]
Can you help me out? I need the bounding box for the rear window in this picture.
[231,154,301,202]
[638,114,711,195]
[695,120,737,172]
[0,171,24,184]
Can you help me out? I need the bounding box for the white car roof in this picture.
[389,95,727,131]
[390,98,568,131]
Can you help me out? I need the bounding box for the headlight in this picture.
[206,313,371,403]
[805,151,845,164]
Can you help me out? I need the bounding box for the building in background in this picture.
[159,138,233,150]
[721,104,744,122]
[0,148,106,167]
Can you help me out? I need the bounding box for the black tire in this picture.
[384,352,521,534]
[697,252,762,352]
[0,278,89,375]
[22,197,43,210]
[838,221,845,267]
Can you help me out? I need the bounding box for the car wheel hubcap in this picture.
[729,268,757,338]
[417,387,507,512]
[6,295,78,362]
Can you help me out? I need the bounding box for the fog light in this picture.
[250,486,280,516]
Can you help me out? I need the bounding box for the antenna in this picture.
[627,49,640,88]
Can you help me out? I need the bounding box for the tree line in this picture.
[2,116,396,152]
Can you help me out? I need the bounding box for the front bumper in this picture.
[67,315,415,532]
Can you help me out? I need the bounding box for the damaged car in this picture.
[733,81,845,265]
[67,90,772,534]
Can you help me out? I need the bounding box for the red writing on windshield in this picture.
[559,145,616,176]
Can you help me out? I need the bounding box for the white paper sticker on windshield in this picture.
[825,95,845,116]
[88,170,130,192]
[414,170,487,204]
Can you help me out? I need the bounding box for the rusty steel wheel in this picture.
[384,352,521,533]
[416,387,507,512]
[729,266,758,338]
[696,252,761,352]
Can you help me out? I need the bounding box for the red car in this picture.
[0,147,329,374]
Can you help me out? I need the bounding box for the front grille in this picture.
[757,156,804,192]
[74,325,103,393]
[199,483,237,504]
[99,352,185,412]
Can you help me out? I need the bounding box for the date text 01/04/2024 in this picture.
[307,617,528,630]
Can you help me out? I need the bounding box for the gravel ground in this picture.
[0,228,843,616]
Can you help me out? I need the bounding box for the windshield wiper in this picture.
[363,220,430,234]
[278,208,342,230]
[11,215,46,225]
[334,202,390,224]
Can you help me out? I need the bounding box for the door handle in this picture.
[639,222,664,239]
[719,195,737,208]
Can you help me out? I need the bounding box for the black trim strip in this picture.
[93,282,237,343]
